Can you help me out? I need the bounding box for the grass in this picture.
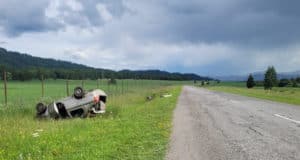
[205,81,300,106]
[0,79,185,159]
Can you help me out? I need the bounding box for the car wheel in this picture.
[36,103,47,115]
[74,86,84,99]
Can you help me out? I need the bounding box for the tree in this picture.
[296,77,300,83]
[246,74,255,88]
[36,68,45,81]
[264,66,277,90]
[0,65,5,80]
[6,72,12,80]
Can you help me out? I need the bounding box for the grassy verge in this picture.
[207,85,300,106]
[0,80,182,159]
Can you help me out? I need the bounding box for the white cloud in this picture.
[64,48,88,60]
[65,0,83,11]
[96,3,114,22]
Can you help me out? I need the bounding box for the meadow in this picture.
[0,79,190,159]
[205,81,300,106]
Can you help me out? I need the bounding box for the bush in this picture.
[278,79,290,87]
[108,78,117,85]
[291,79,298,87]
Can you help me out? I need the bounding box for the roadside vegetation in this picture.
[0,79,185,159]
[198,66,300,106]
[207,84,300,105]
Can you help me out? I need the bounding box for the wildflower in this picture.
[32,132,39,138]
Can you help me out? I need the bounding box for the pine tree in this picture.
[246,74,255,88]
[264,66,277,90]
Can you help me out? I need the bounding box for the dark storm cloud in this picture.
[122,0,300,47]
[1,0,300,46]
[0,0,126,36]
[0,0,58,36]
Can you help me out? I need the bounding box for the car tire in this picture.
[36,103,47,115]
[74,86,84,99]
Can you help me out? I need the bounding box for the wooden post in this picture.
[3,70,7,106]
[66,80,69,96]
[41,75,44,97]
[122,79,124,94]
[108,79,110,96]
[116,80,118,94]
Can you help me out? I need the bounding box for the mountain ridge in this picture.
[0,47,212,81]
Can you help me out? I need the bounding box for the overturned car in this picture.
[36,87,107,119]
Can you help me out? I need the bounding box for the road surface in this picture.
[166,86,300,160]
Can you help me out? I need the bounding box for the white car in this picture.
[36,87,107,119]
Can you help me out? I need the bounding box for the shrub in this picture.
[278,79,290,87]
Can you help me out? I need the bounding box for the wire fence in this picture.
[0,74,193,108]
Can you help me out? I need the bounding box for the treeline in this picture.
[0,68,212,81]
[0,47,212,81]
[247,66,300,89]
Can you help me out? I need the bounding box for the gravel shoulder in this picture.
[166,86,300,160]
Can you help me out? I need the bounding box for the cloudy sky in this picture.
[0,0,300,76]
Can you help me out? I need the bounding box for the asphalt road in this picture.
[166,86,300,160]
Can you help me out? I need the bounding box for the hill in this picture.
[0,47,212,81]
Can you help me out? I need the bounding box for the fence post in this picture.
[3,70,7,106]
[81,80,84,88]
[122,79,124,94]
[66,80,69,96]
[126,79,128,92]
[116,80,118,94]
[97,78,99,88]
[41,75,44,97]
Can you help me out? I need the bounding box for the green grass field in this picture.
[0,79,187,159]
[205,81,300,106]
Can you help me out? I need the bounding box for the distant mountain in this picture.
[215,71,300,81]
[0,47,212,81]
[0,48,91,70]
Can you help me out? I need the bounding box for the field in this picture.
[204,81,300,106]
[0,79,189,159]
